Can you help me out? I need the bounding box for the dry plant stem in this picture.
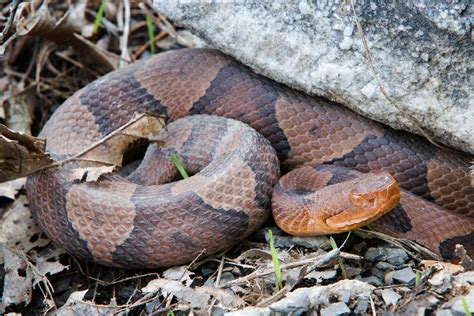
[256,283,292,307]
[89,273,159,286]
[132,31,167,60]
[355,228,440,260]
[215,254,226,286]
[350,0,438,147]
[119,0,131,67]
[0,0,20,44]
[34,113,164,175]
[15,249,57,311]
[219,249,340,288]
[369,294,377,315]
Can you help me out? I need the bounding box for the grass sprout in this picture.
[93,0,107,34]
[170,153,189,179]
[461,298,470,316]
[267,229,283,289]
[145,15,155,54]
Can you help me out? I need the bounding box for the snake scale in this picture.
[26,49,473,268]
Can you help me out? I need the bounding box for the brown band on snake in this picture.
[26,48,473,268]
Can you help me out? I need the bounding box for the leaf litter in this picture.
[0,1,472,315]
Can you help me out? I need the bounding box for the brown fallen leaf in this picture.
[10,2,117,72]
[0,113,165,183]
[0,177,25,199]
[0,124,53,182]
[421,260,464,274]
[68,113,165,182]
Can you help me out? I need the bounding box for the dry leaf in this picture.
[0,196,50,264]
[421,260,464,274]
[13,2,117,72]
[0,177,25,199]
[0,124,53,182]
[69,113,165,182]
[0,246,33,314]
[53,290,119,315]
[163,266,195,287]
[69,165,116,182]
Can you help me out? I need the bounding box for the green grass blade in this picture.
[93,0,107,34]
[329,236,348,279]
[462,298,470,316]
[170,154,189,179]
[167,310,175,316]
[145,15,155,54]
[267,229,283,289]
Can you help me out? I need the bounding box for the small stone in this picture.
[219,272,235,284]
[443,290,474,316]
[305,269,337,282]
[345,266,363,278]
[361,276,384,286]
[376,261,396,271]
[384,271,395,285]
[354,242,366,253]
[340,289,352,304]
[365,247,386,262]
[385,248,409,266]
[370,267,385,279]
[320,302,350,316]
[435,310,453,316]
[211,306,226,316]
[393,267,416,285]
[429,271,452,294]
[381,288,402,306]
[453,271,474,285]
[354,297,368,314]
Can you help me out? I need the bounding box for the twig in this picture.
[0,0,20,44]
[119,0,131,67]
[214,254,226,286]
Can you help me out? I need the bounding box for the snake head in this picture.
[325,173,401,231]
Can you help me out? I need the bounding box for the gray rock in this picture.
[393,267,417,285]
[384,271,395,285]
[376,262,396,271]
[429,271,452,294]
[370,267,385,279]
[354,297,369,314]
[272,235,329,249]
[365,247,386,262]
[436,310,453,316]
[439,288,474,316]
[360,276,384,287]
[154,1,474,153]
[454,271,474,285]
[385,248,409,266]
[320,302,351,316]
[345,266,363,279]
[381,288,402,306]
[225,307,271,316]
[305,269,337,283]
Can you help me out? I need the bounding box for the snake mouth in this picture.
[325,174,401,231]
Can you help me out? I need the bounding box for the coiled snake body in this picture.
[26,49,473,268]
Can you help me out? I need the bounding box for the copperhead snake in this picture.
[26,49,473,268]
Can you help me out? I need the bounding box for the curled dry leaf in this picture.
[68,113,165,182]
[0,124,52,183]
[53,290,119,316]
[0,177,25,199]
[0,113,165,183]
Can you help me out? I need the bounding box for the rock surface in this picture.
[154,1,473,153]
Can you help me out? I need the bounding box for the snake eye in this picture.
[349,190,379,208]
